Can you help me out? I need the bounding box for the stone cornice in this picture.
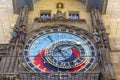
[0,44,8,55]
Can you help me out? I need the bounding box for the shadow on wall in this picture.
[80,0,108,14]
[33,0,39,3]
[12,0,34,13]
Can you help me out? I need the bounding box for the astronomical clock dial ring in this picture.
[23,28,97,73]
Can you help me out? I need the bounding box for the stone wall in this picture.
[102,0,120,79]
[0,0,18,44]
[28,0,91,25]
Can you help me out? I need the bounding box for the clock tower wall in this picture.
[28,0,91,26]
[28,20,92,34]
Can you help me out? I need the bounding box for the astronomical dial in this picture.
[45,40,82,69]
[23,28,97,73]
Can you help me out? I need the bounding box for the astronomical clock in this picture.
[21,25,99,79]
[18,7,101,79]
[0,4,114,80]
[23,25,97,73]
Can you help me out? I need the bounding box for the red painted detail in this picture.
[33,49,51,72]
[33,48,86,72]
[68,59,86,72]
[71,48,80,58]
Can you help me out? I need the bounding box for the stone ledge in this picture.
[0,44,8,55]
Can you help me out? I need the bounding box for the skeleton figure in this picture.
[93,28,100,42]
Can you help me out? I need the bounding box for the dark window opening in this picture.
[40,13,51,19]
[69,14,79,19]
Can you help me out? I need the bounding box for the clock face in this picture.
[45,40,82,69]
[23,28,97,73]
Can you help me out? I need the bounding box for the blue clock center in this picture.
[53,45,73,61]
